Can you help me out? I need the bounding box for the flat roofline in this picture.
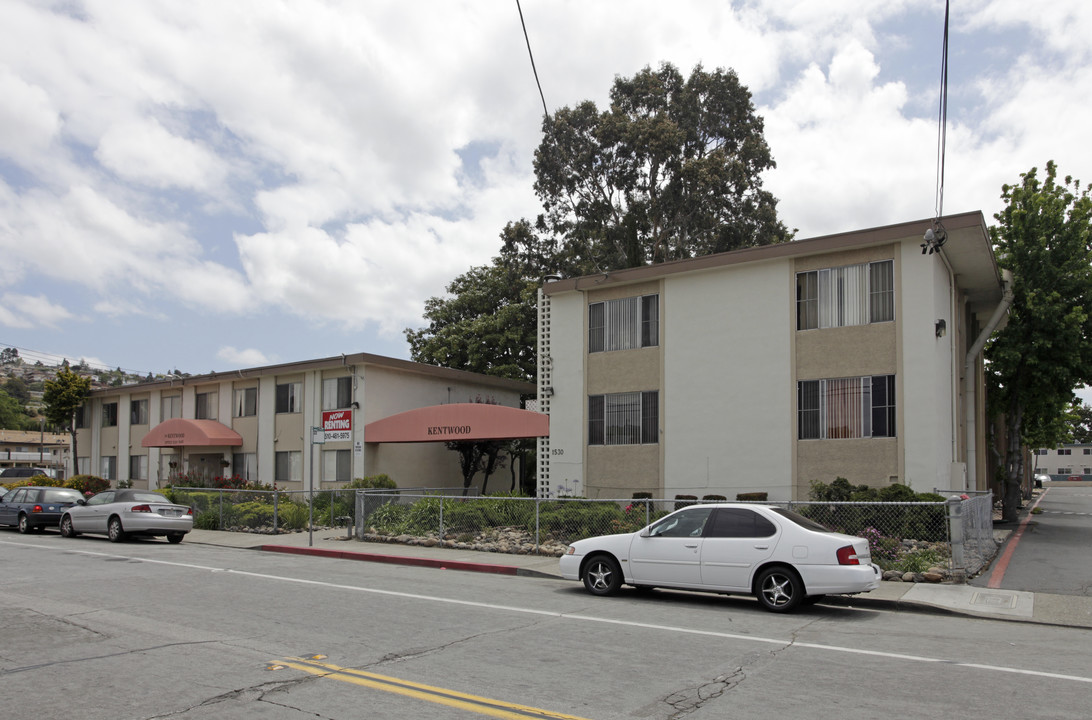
[88,352,534,397]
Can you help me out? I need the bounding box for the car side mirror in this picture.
[77,499,87,506]
[639,529,651,538]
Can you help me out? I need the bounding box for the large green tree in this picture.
[408,63,791,379]
[43,367,92,476]
[986,161,1092,521]
[534,62,792,270]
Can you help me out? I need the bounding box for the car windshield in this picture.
[43,489,83,503]
[768,507,833,533]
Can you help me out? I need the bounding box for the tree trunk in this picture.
[69,410,78,480]
[1002,403,1024,523]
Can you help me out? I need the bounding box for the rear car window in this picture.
[43,489,83,503]
[130,493,170,503]
[769,507,833,533]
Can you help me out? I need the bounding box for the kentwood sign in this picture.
[427,425,472,436]
[322,410,352,442]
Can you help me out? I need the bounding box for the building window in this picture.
[796,260,894,330]
[75,405,89,429]
[1058,448,1072,456]
[1058,467,1072,475]
[234,387,257,417]
[323,449,352,482]
[589,295,659,353]
[100,455,117,480]
[1084,449,1091,455]
[588,391,659,445]
[130,399,148,425]
[196,391,218,420]
[102,402,118,427]
[276,382,303,414]
[162,394,182,420]
[129,455,148,481]
[798,375,896,440]
[233,453,257,481]
[322,377,352,410]
[275,451,302,483]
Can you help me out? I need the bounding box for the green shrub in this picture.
[194,510,221,530]
[674,495,697,510]
[367,502,413,535]
[893,548,948,574]
[702,494,727,502]
[349,474,396,489]
[4,475,64,490]
[231,501,275,528]
[278,502,310,530]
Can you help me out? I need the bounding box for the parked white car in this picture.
[60,489,193,543]
[559,503,881,612]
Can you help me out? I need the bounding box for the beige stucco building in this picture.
[77,353,533,490]
[536,212,1010,501]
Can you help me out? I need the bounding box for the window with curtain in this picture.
[161,394,182,420]
[322,377,352,410]
[129,455,148,481]
[233,387,257,417]
[130,399,148,425]
[233,452,257,481]
[797,375,896,439]
[588,391,659,445]
[322,449,352,482]
[796,260,893,330]
[196,391,218,420]
[276,382,302,413]
[275,451,302,482]
[101,402,118,427]
[589,295,659,352]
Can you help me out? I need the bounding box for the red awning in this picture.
[364,403,548,443]
[141,418,244,448]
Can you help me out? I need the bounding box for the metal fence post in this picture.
[535,497,540,553]
[439,496,444,537]
[273,489,279,534]
[947,496,966,581]
[218,489,223,530]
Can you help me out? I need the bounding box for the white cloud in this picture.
[217,346,272,368]
[95,119,228,192]
[0,293,73,329]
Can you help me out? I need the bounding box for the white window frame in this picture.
[589,295,659,353]
[796,260,894,330]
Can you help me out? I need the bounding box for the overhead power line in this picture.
[0,342,153,377]
[516,0,550,120]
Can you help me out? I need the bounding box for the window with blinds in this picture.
[796,260,893,330]
[589,391,659,445]
[589,295,659,352]
[798,375,895,439]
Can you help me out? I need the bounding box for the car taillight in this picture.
[32,505,44,512]
[836,545,861,565]
[186,507,193,516]
[131,504,152,513]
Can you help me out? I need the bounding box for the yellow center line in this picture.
[279,657,593,720]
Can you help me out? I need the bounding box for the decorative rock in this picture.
[883,570,904,581]
[902,572,917,582]
[922,572,944,583]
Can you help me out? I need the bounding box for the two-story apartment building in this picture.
[78,352,534,490]
[1033,445,1092,480]
[536,212,1010,501]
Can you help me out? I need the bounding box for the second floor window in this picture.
[102,402,118,427]
[797,260,893,330]
[589,294,659,352]
[322,377,352,410]
[196,391,218,420]
[130,399,148,425]
[234,387,257,417]
[162,394,182,420]
[276,382,302,413]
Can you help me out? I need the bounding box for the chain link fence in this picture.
[167,487,996,580]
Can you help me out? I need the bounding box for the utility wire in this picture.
[0,341,152,377]
[934,0,950,221]
[516,0,549,120]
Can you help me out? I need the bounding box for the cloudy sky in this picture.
[1,1,1090,395]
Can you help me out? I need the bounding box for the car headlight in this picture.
[565,546,576,555]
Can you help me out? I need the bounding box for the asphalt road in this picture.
[3,532,1092,720]
[972,485,1092,596]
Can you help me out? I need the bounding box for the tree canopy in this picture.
[43,367,92,474]
[986,161,1092,520]
[407,63,791,381]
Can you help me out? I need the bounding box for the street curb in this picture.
[260,544,523,576]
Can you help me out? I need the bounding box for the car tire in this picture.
[166,533,184,544]
[17,514,31,534]
[756,567,804,613]
[581,555,622,596]
[60,515,78,538]
[108,516,126,543]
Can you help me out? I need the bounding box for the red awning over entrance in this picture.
[364,403,548,443]
[141,418,244,448]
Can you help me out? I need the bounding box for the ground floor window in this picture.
[275,451,302,483]
[798,375,895,440]
[233,453,257,481]
[100,455,117,480]
[322,449,352,482]
[588,391,659,445]
[129,455,148,481]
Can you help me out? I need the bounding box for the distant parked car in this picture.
[1035,474,1050,488]
[1066,475,1083,482]
[0,486,84,533]
[559,503,881,613]
[0,467,55,479]
[60,490,194,543]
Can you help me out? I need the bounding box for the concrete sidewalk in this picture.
[185,528,1092,628]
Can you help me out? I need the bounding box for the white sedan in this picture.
[60,489,194,543]
[559,503,881,612]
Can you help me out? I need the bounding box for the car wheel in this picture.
[166,533,184,544]
[17,514,31,534]
[581,555,622,596]
[108,516,126,543]
[756,567,803,613]
[60,515,78,538]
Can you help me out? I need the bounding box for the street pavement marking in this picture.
[7,539,1092,687]
[276,656,592,720]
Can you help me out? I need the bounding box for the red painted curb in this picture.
[986,488,1049,589]
[259,544,519,576]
